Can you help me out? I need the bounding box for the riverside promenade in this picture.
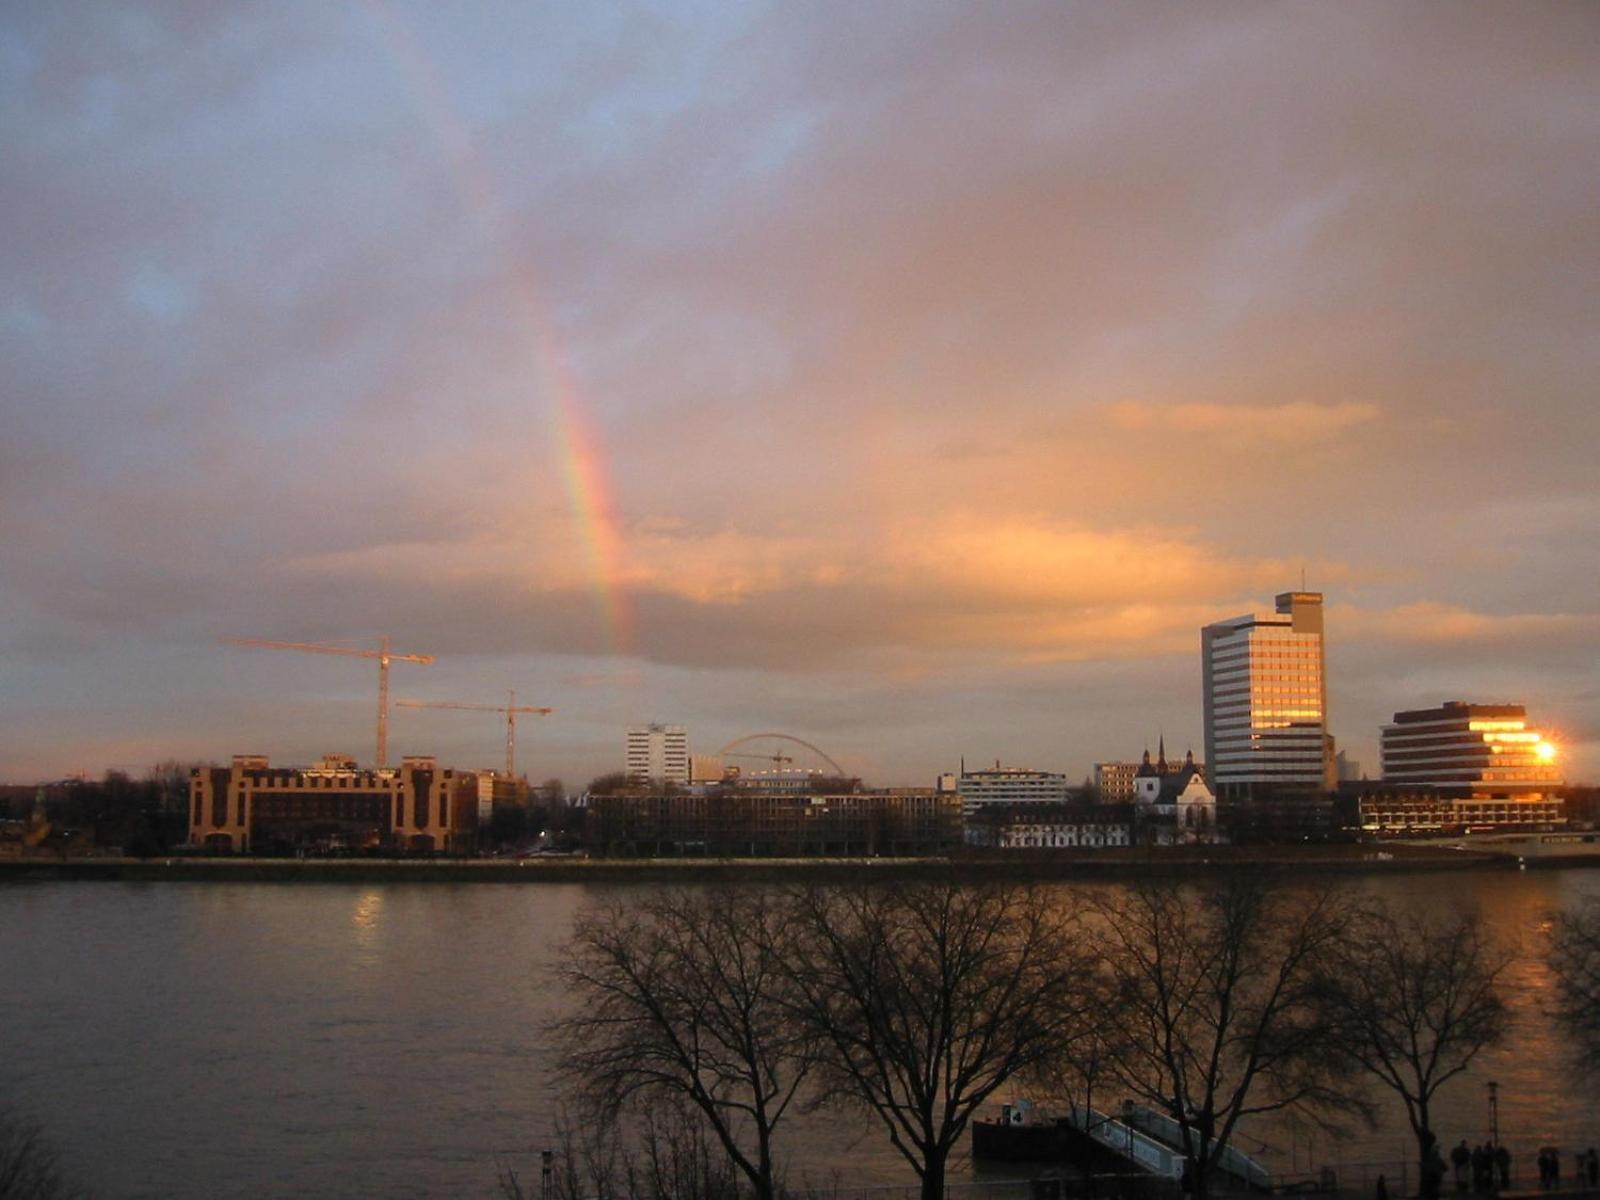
[0,840,1562,884]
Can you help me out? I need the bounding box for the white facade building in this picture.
[1132,744,1217,844]
[625,723,689,785]
[937,764,1069,815]
[964,805,1132,849]
[1202,591,1335,797]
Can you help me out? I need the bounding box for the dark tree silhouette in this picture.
[553,887,809,1200]
[1550,895,1600,1071]
[0,1107,86,1200]
[1319,905,1508,1200]
[499,1102,740,1200]
[1090,875,1363,1200]
[785,878,1089,1200]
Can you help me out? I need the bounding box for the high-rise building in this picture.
[1378,701,1562,826]
[625,723,689,785]
[936,764,1069,815]
[1202,591,1335,799]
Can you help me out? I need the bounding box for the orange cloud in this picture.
[1101,400,1380,445]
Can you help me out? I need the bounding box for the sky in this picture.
[2,1,1597,788]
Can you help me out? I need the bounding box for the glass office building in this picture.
[1202,591,1335,798]
[1381,698,1560,792]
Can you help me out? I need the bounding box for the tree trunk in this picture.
[752,1122,775,1200]
[1416,1105,1440,1200]
[920,1145,948,1200]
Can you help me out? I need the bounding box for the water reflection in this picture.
[352,889,383,931]
[0,872,1594,1199]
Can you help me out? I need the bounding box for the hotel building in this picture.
[936,764,1070,815]
[625,723,689,785]
[1375,701,1563,828]
[1202,591,1336,800]
[189,753,475,854]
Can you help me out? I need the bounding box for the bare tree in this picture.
[785,878,1089,1200]
[500,1102,741,1200]
[1319,904,1508,1200]
[553,887,810,1200]
[0,1107,86,1200]
[1550,895,1600,1071]
[1090,874,1362,1200]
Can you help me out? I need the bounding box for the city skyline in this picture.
[3,4,1597,786]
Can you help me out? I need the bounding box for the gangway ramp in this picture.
[1067,1103,1272,1192]
[1118,1102,1273,1191]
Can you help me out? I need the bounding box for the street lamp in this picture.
[1487,1081,1500,1148]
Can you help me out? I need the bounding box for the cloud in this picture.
[1335,602,1600,647]
[1101,400,1381,446]
[252,510,1325,672]
[1,2,1597,782]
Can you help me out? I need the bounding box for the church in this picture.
[1133,740,1218,845]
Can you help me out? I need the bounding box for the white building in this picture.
[937,764,1069,815]
[1201,591,1335,799]
[964,804,1131,849]
[625,723,689,785]
[1132,744,1217,844]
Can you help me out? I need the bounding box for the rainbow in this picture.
[359,2,634,655]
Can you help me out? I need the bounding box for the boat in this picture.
[970,1099,1078,1162]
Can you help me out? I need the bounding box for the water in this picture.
[0,871,1597,1199]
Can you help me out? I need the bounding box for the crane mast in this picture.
[395,690,552,778]
[224,635,434,770]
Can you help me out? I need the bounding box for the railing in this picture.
[1119,1104,1273,1190]
[498,1137,1600,1200]
[1067,1104,1182,1179]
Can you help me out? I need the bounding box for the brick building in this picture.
[189,754,477,854]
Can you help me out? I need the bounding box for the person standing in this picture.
[1455,1141,1473,1191]
[1425,1138,1448,1200]
[1377,1173,1390,1200]
[1494,1143,1511,1191]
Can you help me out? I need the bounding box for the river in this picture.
[0,870,1596,1199]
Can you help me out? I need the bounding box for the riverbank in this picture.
[3,840,1582,883]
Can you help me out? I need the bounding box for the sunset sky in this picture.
[3,2,1597,787]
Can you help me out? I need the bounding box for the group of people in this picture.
[1536,1146,1600,1191]
[1451,1140,1512,1193]
[1401,1136,1600,1198]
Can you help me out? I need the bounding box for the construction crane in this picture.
[725,750,794,766]
[396,690,552,779]
[224,635,434,770]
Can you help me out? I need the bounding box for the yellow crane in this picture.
[396,690,552,779]
[224,635,435,770]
